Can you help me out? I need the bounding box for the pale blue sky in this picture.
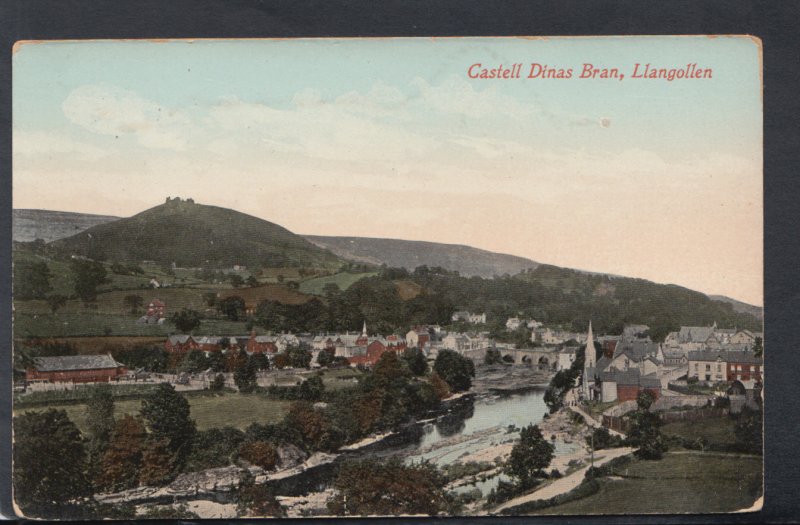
[12,37,763,304]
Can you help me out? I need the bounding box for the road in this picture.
[568,404,626,438]
[491,446,633,513]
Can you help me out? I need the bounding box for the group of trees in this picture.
[13,384,196,518]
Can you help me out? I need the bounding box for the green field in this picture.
[532,452,762,515]
[13,312,250,338]
[15,393,291,433]
[662,416,737,445]
[299,271,376,295]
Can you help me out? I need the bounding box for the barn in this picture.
[27,354,128,384]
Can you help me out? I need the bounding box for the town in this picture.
[12,200,764,519]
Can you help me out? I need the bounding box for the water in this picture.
[396,390,580,496]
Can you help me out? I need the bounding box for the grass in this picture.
[13,312,250,338]
[661,416,737,445]
[298,271,376,295]
[530,452,762,515]
[15,392,292,433]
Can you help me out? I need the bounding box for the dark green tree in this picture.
[402,347,429,376]
[71,259,109,303]
[505,424,555,489]
[179,349,209,374]
[168,308,202,333]
[433,350,475,392]
[46,294,68,314]
[13,410,90,517]
[316,348,334,367]
[753,337,763,358]
[86,384,116,482]
[484,348,503,365]
[13,260,52,300]
[734,406,763,454]
[218,296,246,321]
[123,294,143,314]
[234,353,258,393]
[229,274,245,288]
[139,384,196,471]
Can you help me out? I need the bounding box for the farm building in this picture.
[26,354,128,384]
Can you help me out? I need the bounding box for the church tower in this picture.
[583,320,596,400]
[362,320,368,338]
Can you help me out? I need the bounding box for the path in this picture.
[491,446,633,513]
[568,404,626,438]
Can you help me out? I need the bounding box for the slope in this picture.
[47,198,342,270]
[304,235,538,278]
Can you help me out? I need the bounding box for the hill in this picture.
[46,198,343,270]
[13,209,119,243]
[304,235,539,278]
[707,295,763,320]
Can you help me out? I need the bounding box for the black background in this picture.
[1,1,798,523]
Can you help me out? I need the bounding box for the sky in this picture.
[12,37,763,305]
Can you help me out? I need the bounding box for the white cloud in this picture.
[62,84,191,150]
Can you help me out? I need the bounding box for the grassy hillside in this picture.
[47,198,343,270]
[305,235,538,278]
[298,271,378,295]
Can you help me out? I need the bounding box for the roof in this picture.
[34,354,124,372]
[613,341,661,362]
[596,355,612,371]
[688,350,762,365]
[149,299,165,306]
[597,367,661,388]
[168,334,194,345]
[678,326,717,344]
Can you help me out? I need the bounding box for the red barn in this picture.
[248,334,279,354]
[165,335,199,353]
[27,354,128,384]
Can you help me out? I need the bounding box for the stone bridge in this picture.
[461,347,558,369]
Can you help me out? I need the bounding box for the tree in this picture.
[229,274,245,288]
[210,373,226,391]
[71,259,109,303]
[627,399,668,460]
[168,308,201,333]
[139,437,176,486]
[236,471,285,517]
[238,440,278,470]
[218,296,246,321]
[14,410,90,517]
[316,348,334,367]
[734,407,763,454]
[86,384,116,482]
[753,337,763,358]
[246,275,259,287]
[484,348,503,365]
[46,294,68,314]
[179,349,209,374]
[97,415,146,491]
[13,260,52,299]
[505,424,555,489]
[637,390,656,411]
[429,372,451,399]
[402,347,429,376]
[140,384,196,471]
[234,353,258,393]
[433,350,475,392]
[123,294,144,314]
[327,458,448,516]
[202,292,218,307]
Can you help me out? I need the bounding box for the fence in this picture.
[602,406,728,434]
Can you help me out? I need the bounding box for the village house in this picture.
[165,334,200,353]
[622,324,651,342]
[406,326,433,350]
[26,354,128,384]
[451,311,487,324]
[596,368,662,402]
[556,347,578,371]
[505,317,523,331]
[686,349,763,383]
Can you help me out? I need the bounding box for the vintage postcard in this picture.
[11,36,763,519]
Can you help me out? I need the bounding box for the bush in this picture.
[500,478,601,514]
[238,441,279,470]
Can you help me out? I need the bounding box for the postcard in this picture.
[11,36,763,519]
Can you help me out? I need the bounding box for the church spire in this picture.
[582,320,596,401]
[362,320,368,337]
